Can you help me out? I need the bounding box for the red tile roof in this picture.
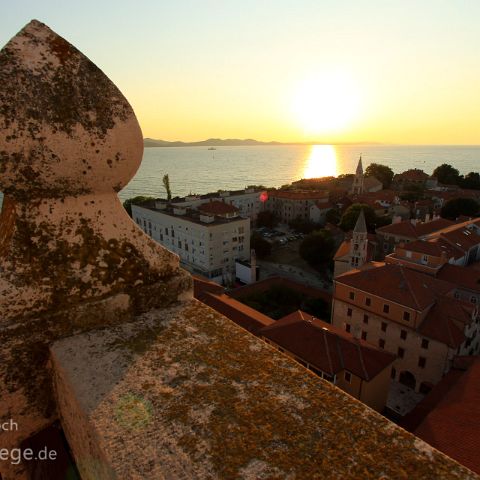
[436,263,480,293]
[193,276,274,333]
[412,357,480,474]
[398,238,464,260]
[377,218,454,238]
[198,201,239,215]
[418,296,473,348]
[201,292,274,333]
[260,311,395,380]
[269,190,329,200]
[336,263,454,310]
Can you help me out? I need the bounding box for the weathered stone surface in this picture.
[51,299,477,480]
[0,21,191,478]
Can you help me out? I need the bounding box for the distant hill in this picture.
[144,138,283,147]
[144,138,380,147]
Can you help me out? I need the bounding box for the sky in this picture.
[1,0,479,145]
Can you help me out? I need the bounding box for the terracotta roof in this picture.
[418,296,472,348]
[260,311,395,381]
[200,292,274,334]
[269,190,329,200]
[363,176,383,189]
[398,238,464,260]
[334,240,351,260]
[436,263,480,293]
[430,226,480,253]
[401,356,476,432]
[377,218,454,238]
[336,263,454,310]
[198,201,239,215]
[413,357,480,474]
[193,275,225,299]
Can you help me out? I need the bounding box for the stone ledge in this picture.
[50,299,477,480]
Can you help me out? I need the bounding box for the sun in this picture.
[291,72,361,135]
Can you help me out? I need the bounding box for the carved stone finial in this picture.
[0,20,191,321]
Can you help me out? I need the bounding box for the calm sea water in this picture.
[0,145,479,207]
[117,144,480,202]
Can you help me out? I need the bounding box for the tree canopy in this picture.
[299,230,335,267]
[339,204,377,232]
[433,164,461,186]
[250,233,272,259]
[123,196,156,217]
[364,163,394,189]
[440,198,480,220]
[163,174,172,201]
[461,172,480,190]
[256,210,278,229]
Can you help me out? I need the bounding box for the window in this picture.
[418,357,426,368]
[454,291,460,299]
[345,323,351,333]
[403,311,410,321]
[349,291,355,300]
[379,338,385,349]
[178,240,181,248]
[363,314,369,324]
[365,297,371,306]
[361,331,367,341]
[344,371,352,383]
[471,296,477,304]
[400,330,407,340]
[398,347,405,358]
[383,304,390,314]
[347,308,352,317]
[421,339,429,349]
[381,322,387,332]
[391,367,396,379]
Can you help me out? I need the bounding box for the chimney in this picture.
[425,213,430,222]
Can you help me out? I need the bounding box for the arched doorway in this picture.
[399,371,416,390]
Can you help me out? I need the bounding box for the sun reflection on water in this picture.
[302,145,338,179]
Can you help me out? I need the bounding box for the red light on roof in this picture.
[260,191,268,203]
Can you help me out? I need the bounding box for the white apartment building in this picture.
[132,200,250,284]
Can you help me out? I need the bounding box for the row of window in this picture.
[345,320,430,349]
[348,292,411,321]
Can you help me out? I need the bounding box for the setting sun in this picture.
[291,73,361,135]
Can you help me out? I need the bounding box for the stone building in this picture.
[132,200,250,283]
[332,262,480,396]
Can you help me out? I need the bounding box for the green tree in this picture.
[339,204,377,232]
[299,230,335,267]
[256,210,278,229]
[123,196,155,217]
[163,174,172,201]
[433,164,461,186]
[365,163,394,189]
[325,208,341,225]
[440,198,480,220]
[250,233,272,259]
[461,172,480,190]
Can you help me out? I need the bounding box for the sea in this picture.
[0,144,479,207]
